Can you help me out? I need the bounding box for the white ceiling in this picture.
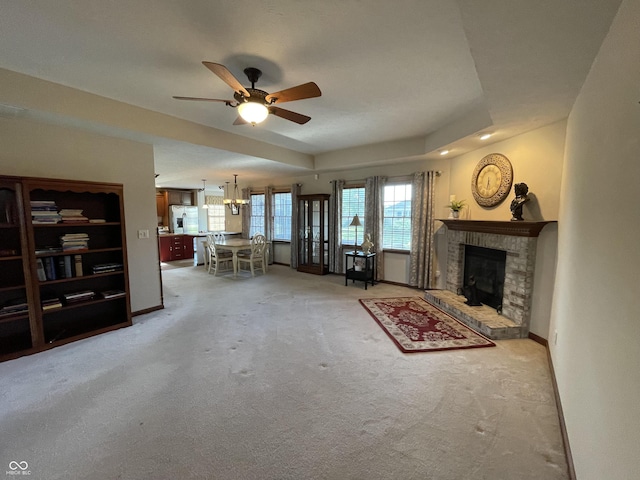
[0,0,622,189]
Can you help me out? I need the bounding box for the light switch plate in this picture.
[138,229,149,239]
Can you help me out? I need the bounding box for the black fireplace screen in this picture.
[463,245,506,309]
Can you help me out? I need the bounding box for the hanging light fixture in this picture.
[222,174,250,210]
[199,180,209,209]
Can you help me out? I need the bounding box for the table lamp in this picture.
[350,214,362,252]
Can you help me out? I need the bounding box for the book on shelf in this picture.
[59,209,88,223]
[32,216,61,224]
[0,300,29,317]
[100,290,126,299]
[44,257,57,281]
[58,209,83,216]
[30,200,56,208]
[60,233,89,251]
[74,255,83,277]
[92,263,124,274]
[63,290,95,303]
[63,255,73,278]
[56,257,66,279]
[36,259,47,282]
[36,246,63,254]
[89,219,106,223]
[41,297,63,311]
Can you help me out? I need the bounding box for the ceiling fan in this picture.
[173,62,321,125]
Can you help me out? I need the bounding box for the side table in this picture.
[345,251,376,289]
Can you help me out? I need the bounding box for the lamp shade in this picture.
[238,102,269,124]
[349,214,362,227]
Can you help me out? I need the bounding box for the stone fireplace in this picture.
[425,220,554,339]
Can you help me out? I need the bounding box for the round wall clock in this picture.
[471,153,513,207]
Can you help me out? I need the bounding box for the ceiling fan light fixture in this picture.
[238,101,268,125]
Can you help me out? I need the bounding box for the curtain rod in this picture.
[329,171,441,183]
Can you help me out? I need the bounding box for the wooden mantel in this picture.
[437,219,556,237]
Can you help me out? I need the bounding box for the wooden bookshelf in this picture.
[0,175,132,362]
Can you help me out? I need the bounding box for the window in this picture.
[249,193,265,238]
[272,192,292,241]
[383,183,412,250]
[205,196,225,231]
[342,186,365,246]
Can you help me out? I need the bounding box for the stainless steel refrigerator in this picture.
[170,205,198,234]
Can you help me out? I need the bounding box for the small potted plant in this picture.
[446,199,466,219]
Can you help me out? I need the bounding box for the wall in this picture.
[550,1,640,478]
[0,116,162,314]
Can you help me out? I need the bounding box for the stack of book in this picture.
[63,290,95,304]
[31,200,61,224]
[92,262,123,274]
[59,209,89,223]
[41,297,63,311]
[100,289,126,299]
[0,301,28,318]
[60,233,89,251]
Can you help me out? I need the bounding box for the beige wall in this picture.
[551,1,640,478]
[0,116,162,313]
[448,120,566,222]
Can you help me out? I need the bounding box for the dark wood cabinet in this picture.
[158,234,194,262]
[0,175,132,362]
[165,189,193,206]
[297,194,330,275]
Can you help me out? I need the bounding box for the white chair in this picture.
[212,231,225,243]
[202,240,210,271]
[237,233,267,276]
[207,238,233,276]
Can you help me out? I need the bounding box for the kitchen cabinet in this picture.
[158,234,194,262]
[166,190,193,206]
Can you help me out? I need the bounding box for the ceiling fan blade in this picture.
[233,116,248,125]
[269,106,311,124]
[173,96,235,104]
[202,62,250,97]
[265,82,321,104]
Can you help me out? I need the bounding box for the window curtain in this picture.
[290,183,301,269]
[409,171,437,289]
[264,186,274,264]
[329,180,345,273]
[204,195,223,206]
[241,187,251,239]
[365,176,386,281]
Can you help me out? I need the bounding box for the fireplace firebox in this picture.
[463,245,506,309]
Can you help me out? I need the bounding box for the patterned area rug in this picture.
[359,297,496,353]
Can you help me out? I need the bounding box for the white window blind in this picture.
[382,183,412,250]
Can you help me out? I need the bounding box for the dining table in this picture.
[214,238,253,276]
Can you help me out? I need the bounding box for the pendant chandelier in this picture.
[220,174,250,210]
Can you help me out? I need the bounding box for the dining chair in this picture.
[207,238,233,276]
[201,240,210,271]
[212,231,225,243]
[237,233,267,276]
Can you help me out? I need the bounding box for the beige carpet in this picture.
[0,265,569,479]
